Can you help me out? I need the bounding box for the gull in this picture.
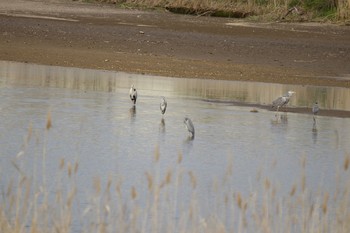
[129,84,137,105]
[160,97,167,115]
[272,91,295,112]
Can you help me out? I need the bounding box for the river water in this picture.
[1,61,350,232]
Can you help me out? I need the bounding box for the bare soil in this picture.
[0,1,350,90]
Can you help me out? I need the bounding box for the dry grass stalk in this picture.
[290,183,296,196]
[322,192,329,214]
[67,162,72,178]
[301,173,306,192]
[188,171,197,189]
[131,186,137,200]
[93,176,101,195]
[74,161,79,175]
[236,192,243,209]
[46,110,52,130]
[177,152,183,164]
[344,154,350,171]
[59,158,65,170]
[145,171,153,191]
[154,145,160,162]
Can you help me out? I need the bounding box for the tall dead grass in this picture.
[89,0,350,21]
[1,113,350,233]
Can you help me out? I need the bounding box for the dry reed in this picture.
[1,119,350,233]
[92,0,350,21]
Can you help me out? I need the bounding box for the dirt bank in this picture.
[0,0,350,88]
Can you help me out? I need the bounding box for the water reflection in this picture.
[159,118,165,133]
[1,61,350,233]
[1,60,350,112]
[271,113,288,125]
[129,105,136,119]
[312,125,318,144]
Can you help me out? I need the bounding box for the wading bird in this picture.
[184,117,195,138]
[272,91,295,112]
[129,84,137,105]
[160,97,167,115]
[312,102,319,116]
[312,101,319,126]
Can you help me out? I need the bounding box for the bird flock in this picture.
[130,85,320,139]
[129,84,195,139]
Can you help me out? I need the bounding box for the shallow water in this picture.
[1,61,350,232]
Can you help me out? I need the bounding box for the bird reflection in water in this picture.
[159,118,165,133]
[312,101,319,130]
[271,113,288,125]
[129,105,136,119]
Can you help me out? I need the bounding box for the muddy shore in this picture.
[1,0,350,87]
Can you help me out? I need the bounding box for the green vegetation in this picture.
[83,0,350,21]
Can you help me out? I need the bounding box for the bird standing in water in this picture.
[184,117,195,138]
[312,102,319,130]
[160,97,167,115]
[129,84,137,105]
[312,102,319,116]
[272,91,295,113]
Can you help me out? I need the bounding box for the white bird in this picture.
[160,97,167,115]
[272,91,295,112]
[312,102,319,115]
[184,117,195,138]
[129,84,137,105]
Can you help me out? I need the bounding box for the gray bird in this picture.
[160,97,167,115]
[312,101,319,124]
[184,117,195,138]
[312,102,319,115]
[129,84,137,105]
[272,91,295,112]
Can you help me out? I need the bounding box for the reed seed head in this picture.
[188,171,197,189]
[290,183,296,197]
[322,192,329,214]
[344,154,349,171]
[67,162,72,178]
[165,169,172,185]
[131,186,137,200]
[236,192,243,209]
[46,110,52,130]
[145,172,153,191]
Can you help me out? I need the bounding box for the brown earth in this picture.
[0,0,350,90]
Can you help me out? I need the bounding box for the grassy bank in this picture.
[85,0,350,21]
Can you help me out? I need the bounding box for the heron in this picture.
[129,84,137,105]
[184,117,195,138]
[312,102,319,115]
[272,91,295,113]
[312,101,319,123]
[160,97,167,115]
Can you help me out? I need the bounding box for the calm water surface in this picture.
[1,61,350,232]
